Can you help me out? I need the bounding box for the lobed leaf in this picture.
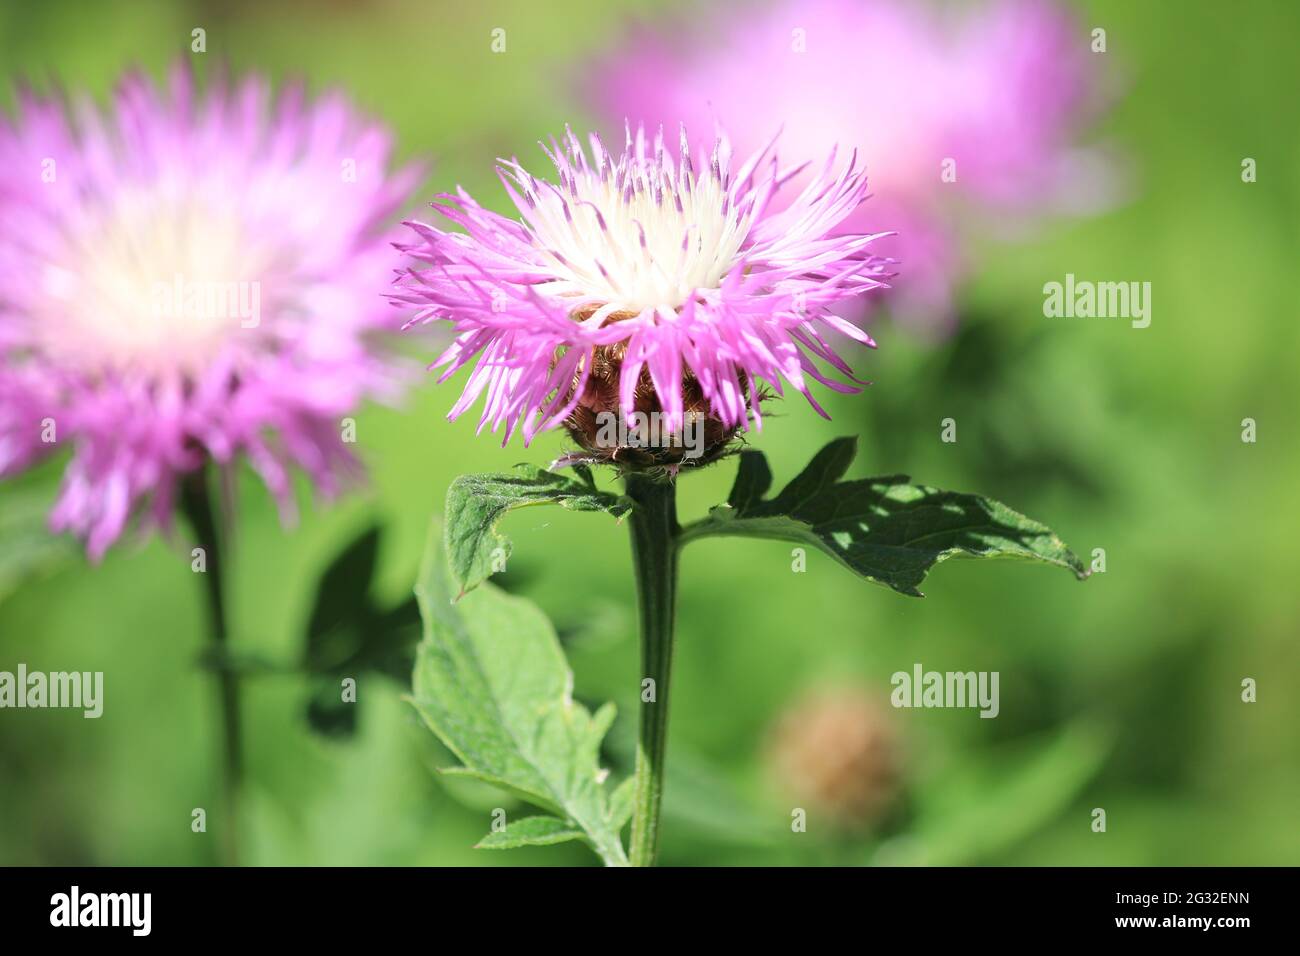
[680,437,1088,596]
[444,464,630,598]
[475,815,585,850]
[411,521,629,866]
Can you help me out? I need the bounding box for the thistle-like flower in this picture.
[591,0,1106,333]
[0,64,420,558]
[392,125,892,466]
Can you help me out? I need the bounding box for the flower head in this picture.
[393,124,892,465]
[767,684,901,830]
[0,64,420,558]
[590,0,1106,333]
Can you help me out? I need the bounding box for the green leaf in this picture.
[304,524,380,663]
[726,448,774,511]
[411,521,629,866]
[445,465,630,598]
[300,524,420,739]
[476,815,584,850]
[606,776,636,830]
[680,437,1087,596]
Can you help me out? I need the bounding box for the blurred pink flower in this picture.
[391,125,893,459]
[590,0,1108,334]
[0,64,421,558]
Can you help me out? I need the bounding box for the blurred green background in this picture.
[1,0,1297,866]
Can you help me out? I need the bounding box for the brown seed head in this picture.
[767,685,901,830]
[560,306,757,469]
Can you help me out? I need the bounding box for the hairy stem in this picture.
[624,472,680,867]
[180,469,242,867]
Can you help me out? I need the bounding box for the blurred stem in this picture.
[180,468,242,867]
[624,472,679,867]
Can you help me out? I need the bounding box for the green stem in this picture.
[179,470,242,867]
[624,472,680,867]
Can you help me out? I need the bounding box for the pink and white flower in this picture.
[0,64,420,557]
[392,124,892,461]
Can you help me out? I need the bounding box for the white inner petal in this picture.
[35,185,269,376]
[519,146,754,313]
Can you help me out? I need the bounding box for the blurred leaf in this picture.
[604,707,779,847]
[445,464,630,598]
[476,815,583,850]
[412,521,629,866]
[876,719,1113,866]
[306,682,360,738]
[301,524,420,739]
[0,487,75,604]
[660,753,781,846]
[680,437,1087,596]
[304,525,380,663]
